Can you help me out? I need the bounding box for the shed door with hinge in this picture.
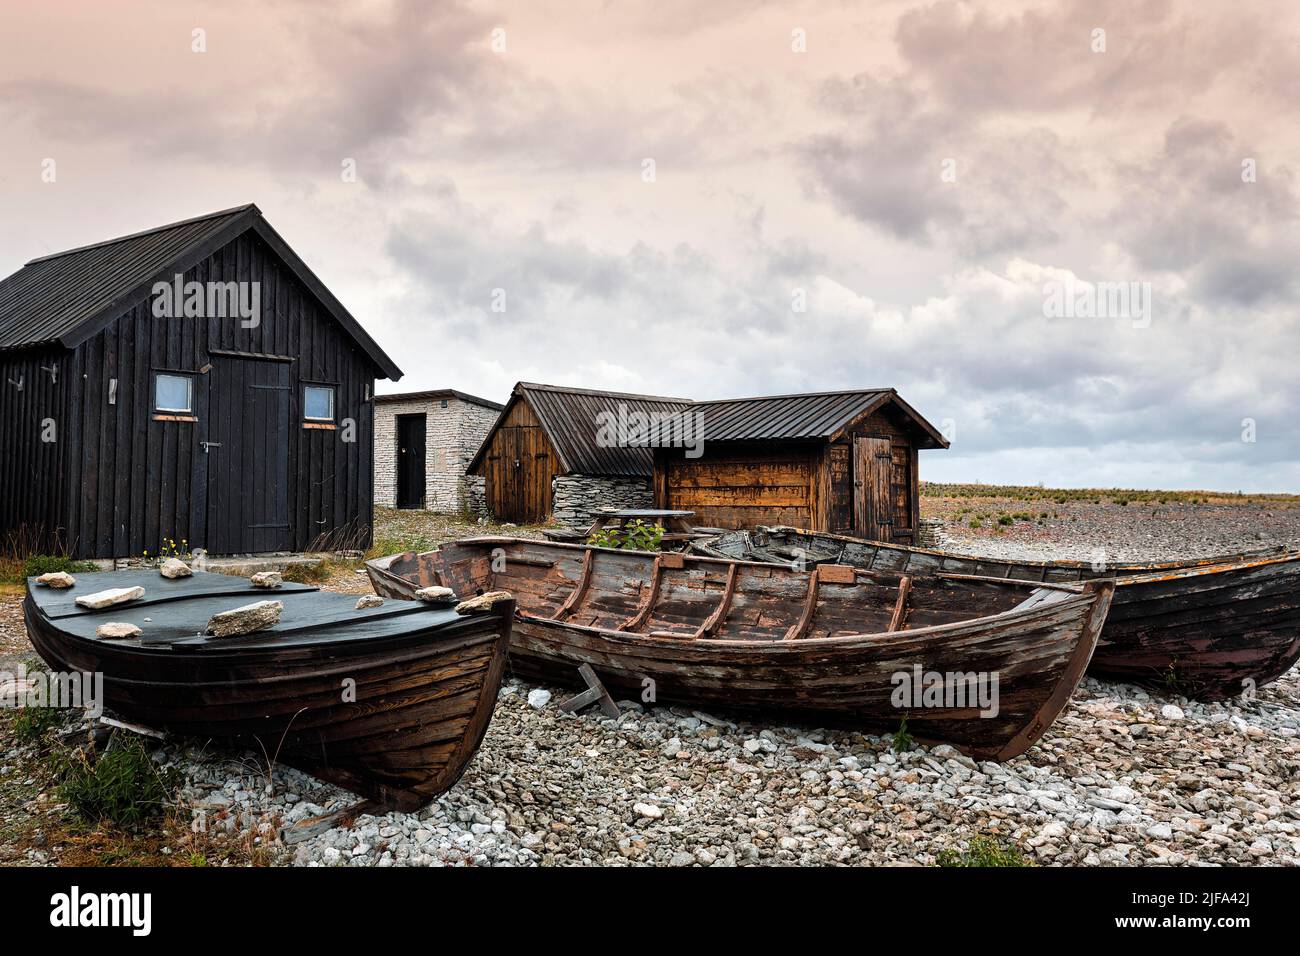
[203,357,292,554]
[489,424,551,524]
[853,436,894,542]
[395,413,426,509]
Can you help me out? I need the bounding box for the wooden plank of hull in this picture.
[23,590,512,811]
[694,529,1300,700]
[366,539,1113,760]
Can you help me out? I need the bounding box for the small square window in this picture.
[155,373,193,413]
[304,385,336,421]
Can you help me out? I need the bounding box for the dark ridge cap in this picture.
[24,203,260,266]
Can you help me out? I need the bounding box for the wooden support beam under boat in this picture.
[552,548,595,620]
[888,575,913,632]
[694,562,740,638]
[783,568,822,641]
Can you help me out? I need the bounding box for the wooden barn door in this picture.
[853,436,894,542]
[203,357,292,554]
[492,425,550,523]
[395,413,426,509]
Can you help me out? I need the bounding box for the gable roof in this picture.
[0,204,403,380]
[468,382,947,478]
[375,388,504,411]
[468,382,692,477]
[693,388,949,448]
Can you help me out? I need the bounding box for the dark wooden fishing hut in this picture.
[653,389,948,543]
[0,204,402,558]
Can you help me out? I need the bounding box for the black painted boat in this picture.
[368,537,1115,761]
[24,568,513,810]
[692,528,1300,700]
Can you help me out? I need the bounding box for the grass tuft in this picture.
[936,836,1030,867]
[56,734,179,828]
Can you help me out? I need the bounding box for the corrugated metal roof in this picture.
[693,389,892,441]
[519,382,692,476]
[0,205,404,380]
[0,205,256,350]
[374,388,505,411]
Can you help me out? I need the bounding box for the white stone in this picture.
[415,586,457,603]
[159,558,192,579]
[35,572,76,589]
[633,802,663,819]
[250,571,283,589]
[206,600,283,637]
[75,586,145,610]
[1145,822,1173,840]
[355,595,384,610]
[96,622,142,639]
[526,689,552,709]
[1160,704,1185,721]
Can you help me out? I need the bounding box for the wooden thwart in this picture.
[558,664,620,718]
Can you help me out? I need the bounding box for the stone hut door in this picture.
[396,413,426,509]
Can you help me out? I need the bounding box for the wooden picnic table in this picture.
[542,508,725,547]
[585,508,700,537]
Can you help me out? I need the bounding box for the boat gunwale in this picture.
[366,538,1110,653]
[692,526,1297,576]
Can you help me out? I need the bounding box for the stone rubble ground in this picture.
[154,666,1296,868]
[5,503,1299,866]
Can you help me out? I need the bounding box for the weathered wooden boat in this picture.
[367,538,1114,760]
[24,569,513,810]
[692,527,1300,700]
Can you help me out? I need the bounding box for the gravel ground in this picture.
[3,499,1299,866]
[926,495,1300,564]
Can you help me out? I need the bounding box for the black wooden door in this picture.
[204,357,292,554]
[396,413,426,509]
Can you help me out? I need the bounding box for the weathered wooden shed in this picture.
[653,389,948,543]
[0,204,402,559]
[467,382,689,526]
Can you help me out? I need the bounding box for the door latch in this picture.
[200,441,222,454]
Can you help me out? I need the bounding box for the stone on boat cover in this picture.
[35,572,76,589]
[159,558,193,579]
[75,586,145,610]
[206,600,284,637]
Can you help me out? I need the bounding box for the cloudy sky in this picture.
[2,0,1297,491]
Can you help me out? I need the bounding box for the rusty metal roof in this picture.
[468,382,947,477]
[0,204,403,379]
[468,382,692,477]
[692,388,947,447]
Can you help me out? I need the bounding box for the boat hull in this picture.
[24,575,512,811]
[693,528,1300,700]
[368,539,1113,760]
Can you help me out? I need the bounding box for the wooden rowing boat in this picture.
[23,569,513,810]
[367,538,1114,761]
[691,527,1300,700]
